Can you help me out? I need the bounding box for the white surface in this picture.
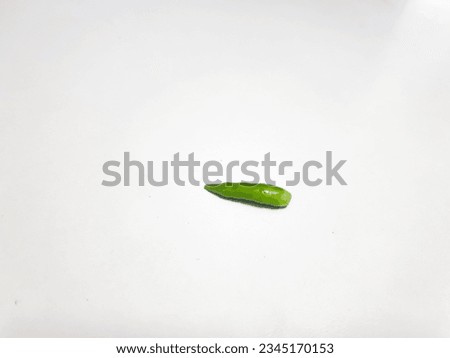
[1,0,450,337]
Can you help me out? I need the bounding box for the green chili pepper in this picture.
[204,182,292,208]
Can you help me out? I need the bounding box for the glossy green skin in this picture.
[204,182,292,208]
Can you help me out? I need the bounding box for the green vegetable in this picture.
[204,182,292,208]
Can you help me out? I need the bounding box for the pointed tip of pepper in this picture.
[204,183,221,193]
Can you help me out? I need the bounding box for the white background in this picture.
[1,0,450,337]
